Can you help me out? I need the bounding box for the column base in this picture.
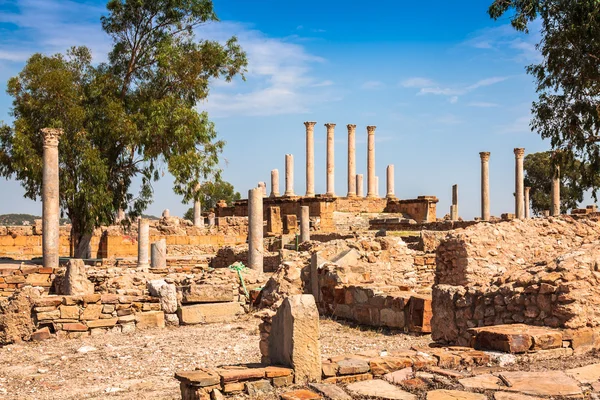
[346,192,357,198]
[305,192,315,197]
[270,193,280,198]
[386,195,397,200]
[366,194,378,199]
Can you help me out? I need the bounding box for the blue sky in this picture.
[0,0,559,219]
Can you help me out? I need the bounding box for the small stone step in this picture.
[468,324,562,353]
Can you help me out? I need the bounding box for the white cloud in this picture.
[466,77,508,91]
[361,80,383,90]
[449,96,459,104]
[311,80,334,87]
[401,77,435,88]
[468,102,500,108]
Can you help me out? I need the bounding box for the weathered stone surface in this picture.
[322,373,373,384]
[181,284,233,304]
[501,371,582,397]
[384,367,414,384]
[86,318,118,328]
[62,322,88,332]
[458,374,504,391]
[337,358,370,375]
[346,379,417,400]
[135,311,165,329]
[494,393,544,400]
[175,369,220,387]
[62,259,94,296]
[244,379,273,397]
[80,304,103,320]
[471,325,533,353]
[60,305,79,319]
[148,280,178,314]
[178,302,243,325]
[219,367,265,383]
[264,366,293,378]
[309,383,352,400]
[280,389,322,400]
[565,363,600,384]
[427,390,486,400]
[31,327,51,341]
[370,357,413,376]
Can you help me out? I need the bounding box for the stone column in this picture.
[451,184,458,221]
[258,182,267,197]
[480,152,491,221]
[347,124,357,197]
[137,218,150,269]
[375,176,379,198]
[151,239,166,269]
[208,212,215,227]
[162,209,170,218]
[248,188,263,271]
[366,126,377,198]
[386,165,396,199]
[300,206,310,243]
[514,148,525,219]
[193,183,203,228]
[325,123,336,196]
[41,128,63,269]
[284,154,295,197]
[551,165,560,216]
[524,186,531,219]
[304,121,316,197]
[356,174,364,197]
[270,169,280,197]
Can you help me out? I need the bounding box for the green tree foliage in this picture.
[183,179,241,220]
[524,151,591,215]
[489,0,600,192]
[0,0,247,256]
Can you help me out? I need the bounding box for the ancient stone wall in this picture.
[432,216,600,346]
[0,263,56,298]
[384,196,439,223]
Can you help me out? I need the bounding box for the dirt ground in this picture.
[0,316,431,400]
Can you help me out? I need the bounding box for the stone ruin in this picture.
[4,124,600,399]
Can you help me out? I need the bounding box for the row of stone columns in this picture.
[479,148,561,220]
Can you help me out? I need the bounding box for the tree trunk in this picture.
[70,215,92,259]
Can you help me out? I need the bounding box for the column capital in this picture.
[514,148,525,158]
[304,121,317,130]
[479,151,490,161]
[347,124,356,132]
[525,186,531,191]
[41,128,63,147]
[324,123,336,130]
[367,125,376,134]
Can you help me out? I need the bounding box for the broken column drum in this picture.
[304,121,316,197]
[284,154,295,197]
[151,239,167,269]
[514,148,525,219]
[300,206,310,243]
[193,183,203,228]
[450,184,458,221]
[41,128,63,269]
[525,186,531,219]
[386,165,395,199]
[366,126,377,198]
[551,164,560,216]
[270,169,280,197]
[248,188,264,271]
[356,174,364,197]
[137,218,150,268]
[480,152,490,221]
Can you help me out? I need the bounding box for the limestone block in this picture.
[347,379,416,400]
[269,294,321,383]
[63,259,94,296]
[80,304,103,320]
[181,284,234,304]
[60,305,80,320]
[135,311,165,329]
[147,279,177,313]
[177,302,244,325]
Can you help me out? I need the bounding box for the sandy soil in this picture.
[0,316,431,400]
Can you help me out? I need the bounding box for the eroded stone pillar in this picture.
[258,182,267,197]
[137,218,150,269]
[325,123,336,196]
[347,124,357,197]
[451,184,458,221]
[248,188,263,271]
[151,239,167,269]
[41,128,63,269]
[480,152,491,221]
[193,183,203,228]
[304,121,316,197]
[284,154,295,197]
[300,206,310,243]
[162,209,170,218]
[375,176,379,198]
[386,165,395,199]
[525,186,531,219]
[514,148,525,219]
[551,165,560,216]
[356,174,364,197]
[270,169,280,197]
[366,126,377,198]
[208,213,215,227]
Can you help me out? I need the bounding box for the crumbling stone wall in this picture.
[432,216,600,346]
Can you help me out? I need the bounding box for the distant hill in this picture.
[0,214,70,226]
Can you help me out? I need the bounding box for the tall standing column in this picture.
[480,152,491,221]
[514,148,525,219]
[304,121,316,197]
[300,206,310,243]
[41,128,63,269]
[325,123,336,196]
[451,184,459,221]
[193,183,203,227]
[386,165,396,199]
[356,174,364,197]
[551,165,560,216]
[524,186,531,219]
[347,124,357,197]
[284,154,295,197]
[366,126,377,198]
[248,188,263,271]
[137,218,150,268]
[270,169,280,197]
